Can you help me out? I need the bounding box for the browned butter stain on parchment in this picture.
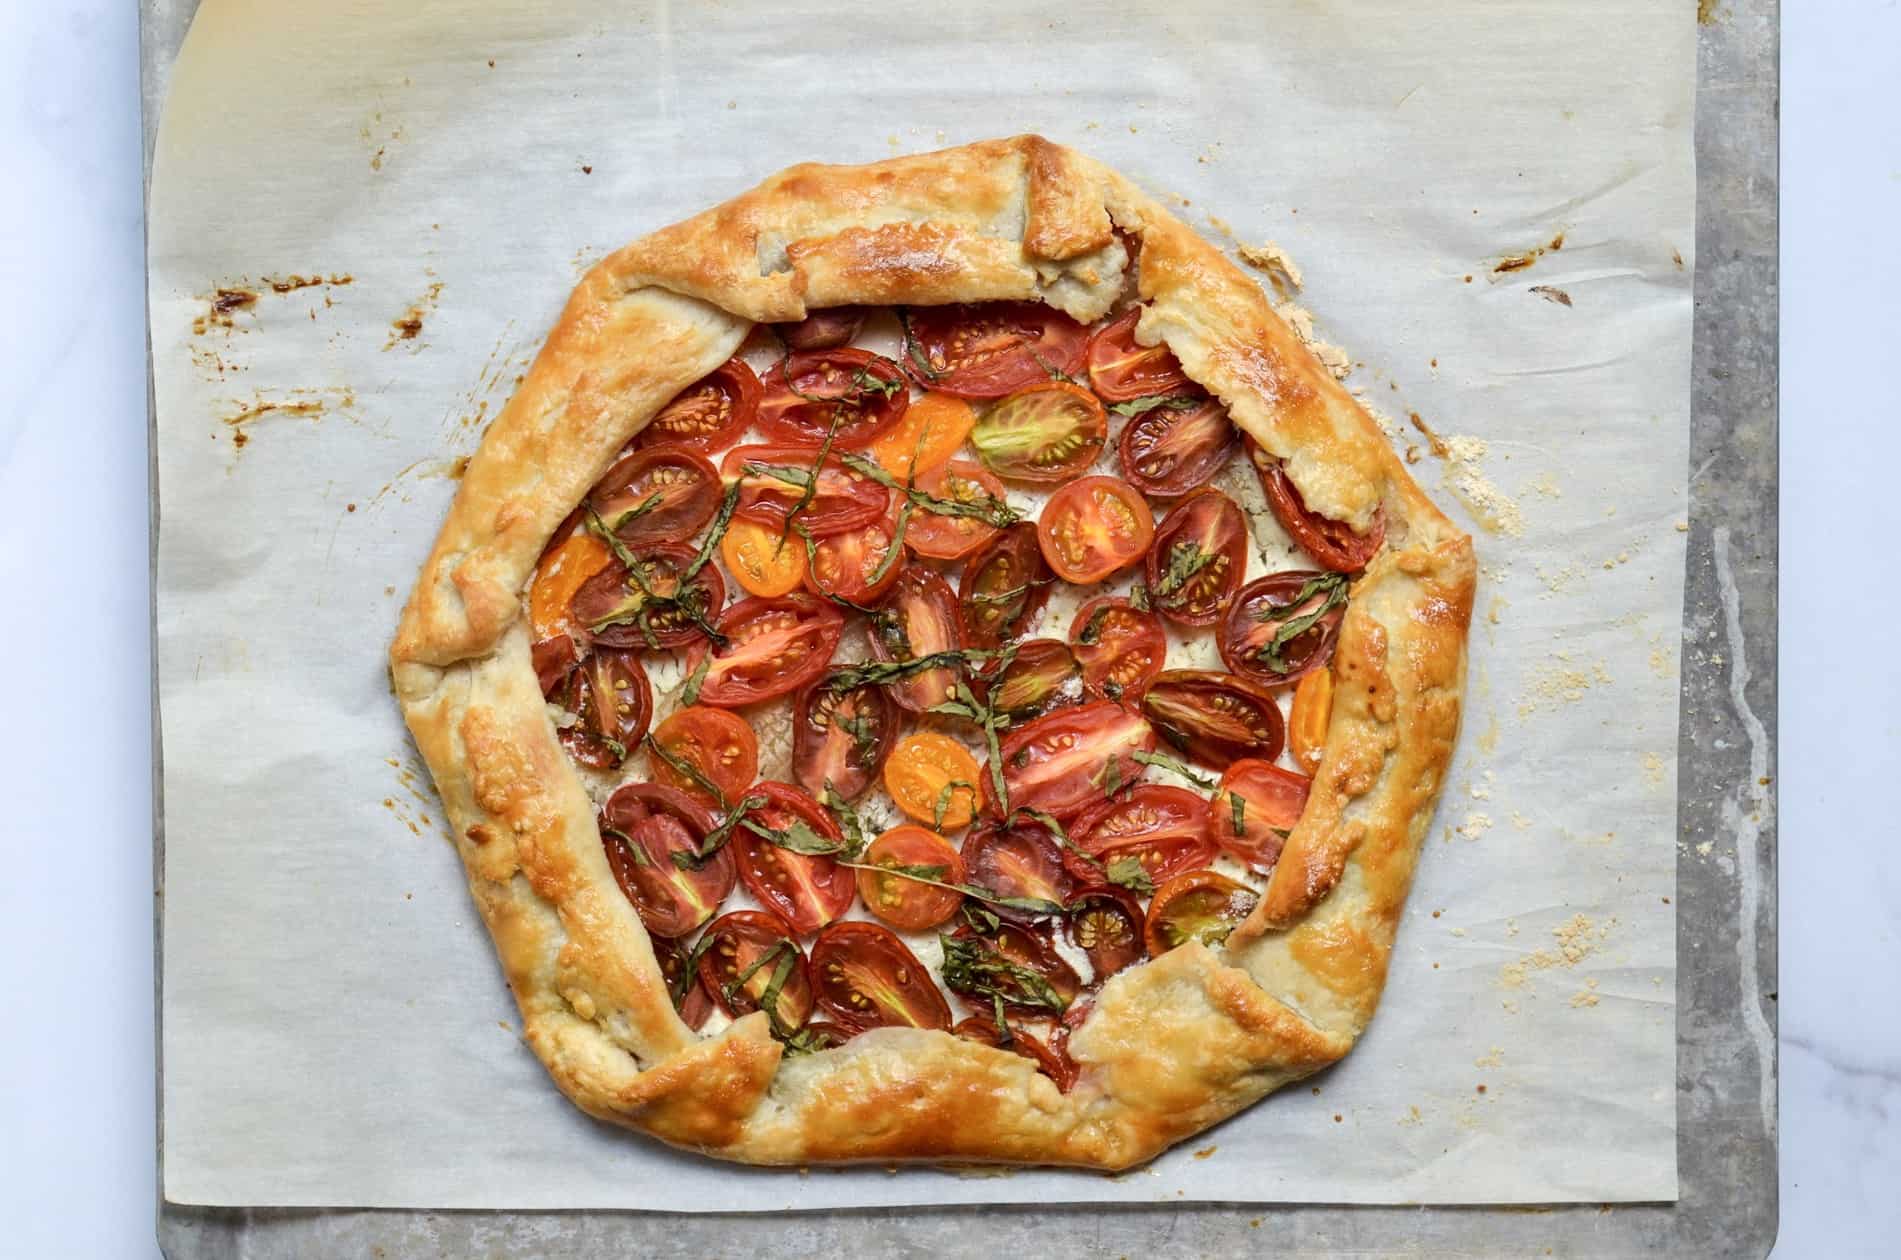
[191,274,353,335]
[218,387,355,453]
[1490,230,1566,276]
[385,281,445,349]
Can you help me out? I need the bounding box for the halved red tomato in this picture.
[867,566,966,713]
[1037,476,1155,584]
[1117,396,1238,498]
[733,782,853,935]
[1209,758,1311,871]
[1139,669,1286,769]
[1063,884,1147,981]
[791,675,899,801]
[1047,993,1094,1082]
[1064,785,1217,886]
[1145,489,1247,628]
[774,306,867,352]
[945,921,1082,1013]
[810,921,952,1031]
[721,444,889,536]
[901,302,1090,399]
[958,522,1053,649]
[532,633,580,698]
[686,593,844,707]
[803,517,903,606]
[970,382,1107,484]
[1068,596,1167,703]
[857,826,965,932]
[757,348,909,450]
[647,705,758,807]
[1250,442,1386,571]
[1218,571,1348,686]
[599,783,733,938]
[1144,870,1260,957]
[981,638,1083,722]
[982,701,1156,820]
[1084,307,1193,402]
[586,447,721,548]
[556,648,652,770]
[905,460,1010,560]
[952,1015,1075,1090]
[638,358,761,452]
[571,542,726,650]
[652,931,714,1031]
[695,910,814,1032]
[960,819,1076,912]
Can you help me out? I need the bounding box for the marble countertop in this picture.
[0,2,1893,1255]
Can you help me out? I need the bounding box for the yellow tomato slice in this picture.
[1287,667,1333,774]
[528,532,611,642]
[883,732,982,831]
[866,392,976,482]
[720,518,808,597]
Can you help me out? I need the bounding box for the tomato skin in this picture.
[695,910,814,1031]
[958,523,1053,650]
[1117,396,1238,498]
[638,358,761,452]
[982,701,1157,820]
[960,819,1076,913]
[946,921,1083,1013]
[1068,596,1167,703]
[1144,489,1248,628]
[721,444,890,537]
[901,302,1090,399]
[810,921,953,1031]
[802,517,903,606]
[599,783,734,939]
[1287,668,1334,774]
[1084,307,1194,402]
[652,931,715,1031]
[721,518,809,598]
[1144,870,1261,957]
[586,447,722,548]
[1063,884,1147,981]
[571,542,726,651]
[1064,785,1218,886]
[1218,571,1348,686]
[980,638,1084,723]
[1140,669,1286,770]
[952,1016,1075,1090]
[1209,759,1311,871]
[905,461,1009,560]
[686,593,844,707]
[791,675,899,802]
[1036,476,1156,584]
[1250,442,1386,571]
[774,307,867,352]
[856,826,966,932]
[531,633,580,698]
[969,382,1108,484]
[866,392,977,483]
[647,705,758,807]
[757,348,910,449]
[884,733,982,832]
[733,782,854,935]
[558,648,653,770]
[868,566,967,713]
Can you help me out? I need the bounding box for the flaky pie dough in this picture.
[390,136,1475,1169]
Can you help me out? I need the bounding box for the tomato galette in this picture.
[391,137,1474,1169]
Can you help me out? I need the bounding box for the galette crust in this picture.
[391,136,1475,1170]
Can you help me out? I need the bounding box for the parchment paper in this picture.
[153,0,1692,1209]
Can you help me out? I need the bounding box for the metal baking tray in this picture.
[145,1,1779,1252]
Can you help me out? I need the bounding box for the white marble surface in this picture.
[0,2,1894,1255]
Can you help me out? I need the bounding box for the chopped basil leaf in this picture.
[1076,602,1114,646]
[1257,572,1350,673]
[1104,855,1155,895]
[1107,393,1201,418]
[1131,749,1216,789]
[679,653,711,706]
[837,451,1020,529]
[1230,791,1248,838]
[645,733,732,809]
[938,933,1069,1014]
[1152,539,1217,602]
[932,778,975,831]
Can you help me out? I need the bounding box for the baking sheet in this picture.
[153,0,1693,1210]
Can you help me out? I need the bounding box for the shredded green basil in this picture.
[1104,855,1155,896]
[1131,749,1217,789]
[1108,393,1201,418]
[1257,572,1349,673]
[938,933,1069,1014]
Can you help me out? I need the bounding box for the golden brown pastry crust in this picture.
[390,136,1474,1170]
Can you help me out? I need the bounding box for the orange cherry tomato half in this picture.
[1064,785,1217,887]
[1084,307,1193,402]
[960,818,1076,911]
[901,301,1090,399]
[970,381,1107,484]
[791,674,900,802]
[1068,596,1168,704]
[647,705,759,807]
[1144,488,1248,628]
[1287,668,1334,775]
[1063,884,1147,981]
[555,648,652,770]
[810,921,952,1031]
[721,444,889,537]
[884,732,983,831]
[586,447,722,549]
[1144,870,1261,957]
[983,701,1157,820]
[694,910,813,1032]
[905,460,1010,560]
[981,637,1084,723]
[958,522,1053,649]
[733,782,854,935]
[529,532,611,644]
[721,518,808,597]
[867,567,966,713]
[952,1015,1075,1091]
[945,921,1082,1013]
[803,517,904,606]
[572,542,726,651]
[866,392,977,482]
[1209,758,1311,872]
[685,593,844,707]
[638,358,761,452]
[1250,442,1386,572]
[856,826,966,932]
[1219,571,1348,686]
[1037,476,1156,584]
[757,348,910,450]
[1139,669,1285,770]
[773,306,867,352]
[599,783,733,938]
[1117,396,1238,498]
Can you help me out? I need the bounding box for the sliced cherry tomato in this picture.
[1117,396,1238,498]
[720,517,808,597]
[638,358,761,452]
[866,392,976,482]
[652,932,715,1031]
[756,348,909,449]
[733,782,854,935]
[792,675,899,801]
[721,444,889,537]
[531,633,579,698]
[970,382,1107,484]
[647,705,758,807]
[558,648,652,770]
[958,522,1053,649]
[982,638,1083,723]
[1084,307,1194,401]
[945,921,1082,1013]
[884,733,982,831]
[867,566,966,713]
[1144,870,1260,957]
[529,532,611,643]
[810,921,952,1031]
[983,701,1156,820]
[901,302,1090,399]
[1145,489,1248,627]
[686,594,844,707]
[904,460,1009,560]
[960,818,1076,911]
[1048,994,1094,1083]
[856,826,966,932]
[695,910,814,1032]
[774,306,867,352]
[1209,758,1311,872]
[1036,476,1155,584]
[1218,570,1348,686]
[586,447,722,548]
[1287,667,1334,774]
[1063,885,1147,981]
[803,517,903,606]
[952,1015,1074,1090]
[1140,669,1286,769]
[599,783,733,938]
[571,542,726,651]
[1251,443,1386,571]
[1068,596,1167,703]
[1064,785,1217,887]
